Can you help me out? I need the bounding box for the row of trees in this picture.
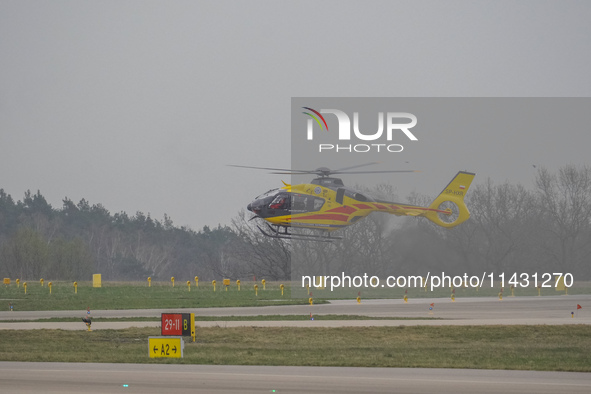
[0,189,238,280]
[1,165,590,281]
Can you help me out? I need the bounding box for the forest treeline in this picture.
[1,165,590,281]
[0,191,239,281]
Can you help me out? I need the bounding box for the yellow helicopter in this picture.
[232,164,475,241]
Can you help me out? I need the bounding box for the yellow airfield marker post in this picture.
[555,275,567,295]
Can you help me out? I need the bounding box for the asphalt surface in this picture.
[0,295,589,329]
[1,296,589,393]
[1,362,590,394]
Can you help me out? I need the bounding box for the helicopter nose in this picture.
[247,202,252,212]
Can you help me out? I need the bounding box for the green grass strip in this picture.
[1,314,440,323]
[0,325,589,371]
[0,282,325,310]
[2,280,588,311]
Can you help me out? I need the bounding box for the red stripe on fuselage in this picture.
[294,213,350,222]
[327,206,357,214]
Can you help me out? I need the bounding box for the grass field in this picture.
[0,281,311,311]
[1,280,590,372]
[1,315,441,323]
[1,280,588,311]
[296,278,591,299]
[0,325,589,371]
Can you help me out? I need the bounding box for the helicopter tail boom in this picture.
[422,171,475,228]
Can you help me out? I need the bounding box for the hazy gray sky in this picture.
[1,1,590,230]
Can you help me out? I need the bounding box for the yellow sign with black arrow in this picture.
[148,336,184,358]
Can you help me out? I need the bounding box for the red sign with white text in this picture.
[161,313,183,336]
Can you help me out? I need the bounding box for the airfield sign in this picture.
[148,336,184,358]
[161,313,195,342]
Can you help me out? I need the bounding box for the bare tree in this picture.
[468,179,538,272]
[535,165,591,276]
[231,210,291,280]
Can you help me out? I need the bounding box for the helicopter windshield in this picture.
[255,189,280,200]
[269,194,290,210]
[266,192,325,214]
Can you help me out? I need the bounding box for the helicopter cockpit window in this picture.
[269,194,290,210]
[291,194,325,213]
[313,198,324,211]
[354,193,368,202]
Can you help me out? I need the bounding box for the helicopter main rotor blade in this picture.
[333,162,381,172]
[227,165,311,173]
[270,172,318,175]
[332,170,420,174]
[273,170,419,176]
[229,164,419,177]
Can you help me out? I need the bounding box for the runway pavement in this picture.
[1,362,590,394]
[1,296,590,393]
[0,295,589,330]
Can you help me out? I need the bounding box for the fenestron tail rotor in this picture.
[423,171,476,228]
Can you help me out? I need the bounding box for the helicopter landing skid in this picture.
[257,224,341,242]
